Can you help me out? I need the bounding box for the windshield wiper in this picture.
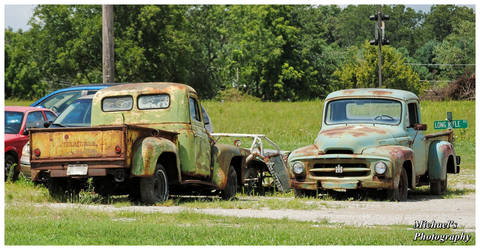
[51,123,65,127]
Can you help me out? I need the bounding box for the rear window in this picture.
[102,96,133,112]
[138,94,170,110]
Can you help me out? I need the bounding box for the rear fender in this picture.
[211,144,245,189]
[131,137,179,177]
[363,146,415,188]
[428,141,454,181]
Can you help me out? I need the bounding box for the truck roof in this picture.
[96,82,196,96]
[325,88,419,102]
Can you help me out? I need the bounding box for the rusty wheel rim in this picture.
[153,169,168,201]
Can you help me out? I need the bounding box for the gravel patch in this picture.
[33,192,475,229]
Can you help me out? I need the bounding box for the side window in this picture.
[189,97,201,122]
[39,90,83,114]
[44,111,57,122]
[408,103,419,127]
[201,106,210,125]
[26,111,45,128]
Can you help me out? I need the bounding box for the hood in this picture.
[314,124,404,154]
[4,133,25,143]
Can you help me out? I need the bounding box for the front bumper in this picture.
[291,175,393,191]
[290,154,394,191]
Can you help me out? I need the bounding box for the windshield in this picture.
[5,111,25,134]
[53,98,92,127]
[325,99,402,125]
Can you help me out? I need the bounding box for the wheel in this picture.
[5,154,19,181]
[294,188,316,198]
[388,167,408,201]
[244,167,261,195]
[140,164,169,205]
[221,166,237,200]
[430,174,447,195]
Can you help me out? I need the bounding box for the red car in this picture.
[4,106,57,181]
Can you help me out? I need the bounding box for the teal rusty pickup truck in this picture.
[287,88,460,201]
[29,82,289,204]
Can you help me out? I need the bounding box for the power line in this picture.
[419,80,454,82]
[405,63,475,67]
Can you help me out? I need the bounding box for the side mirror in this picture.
[44,121,53,128]
[23,128,29,136]
[414,123,427,131]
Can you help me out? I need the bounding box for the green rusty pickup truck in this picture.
[29,82,288,204]
[288,88,460,201]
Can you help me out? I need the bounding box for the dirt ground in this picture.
[37,192,475,230]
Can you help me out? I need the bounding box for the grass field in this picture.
[5,203,473,245]
[4,179,475,245]
[4,99,475,245]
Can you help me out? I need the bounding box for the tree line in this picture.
[4,5,475,100]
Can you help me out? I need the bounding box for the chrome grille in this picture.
[310,163,370,177]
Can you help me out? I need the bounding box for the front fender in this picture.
[211,144,244,189]
[428,141,453,181]
[363,145,415,188]
[131,137,179,177]
[5,145,18,156]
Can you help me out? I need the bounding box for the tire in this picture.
[221,166,237,200]
[5,154,19,182]
[430,174,447,195]
[140,164,169,205]
[388,167,408,201]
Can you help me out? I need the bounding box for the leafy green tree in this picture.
[334,5,377,47]
[423,5,475,42]
[4,4,475,101]
[433,20,475,80]
[332,41,426,94]
[183,5,229,98]
[5,28,47,99]
[114,5,191,85]
[29,5,103,87]
[381,5,425,56]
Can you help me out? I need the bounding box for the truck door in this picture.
[406,101,427,176]
[189,96,211,177]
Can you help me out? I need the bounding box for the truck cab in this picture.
[287,88,460,201]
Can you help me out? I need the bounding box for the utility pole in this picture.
[369,5,389,88]
[102,5,114,83]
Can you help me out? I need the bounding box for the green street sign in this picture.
[434,120,468,129]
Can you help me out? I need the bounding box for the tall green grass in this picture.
[204,100,475,153]
[5,99,34,106]
[6,99,475,169]
[203,100,324,151]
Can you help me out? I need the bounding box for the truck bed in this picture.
[30,124,178,166]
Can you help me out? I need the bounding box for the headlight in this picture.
[20,141,30,165]
[292,162,305,175]
[374,161,387,175]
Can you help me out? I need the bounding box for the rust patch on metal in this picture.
[369,90,393,96]
[440,144,453,161]
[342,90,357,95]
[295,144,324,156]
[320,126,388,137]
[379,146,414,161]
